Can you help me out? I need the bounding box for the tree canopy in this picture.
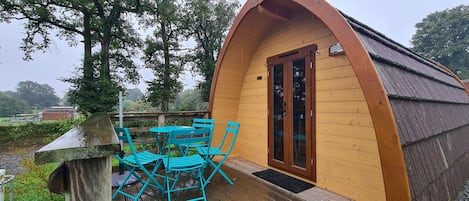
[0,92,29,116]
[16,81,60,108]
[1,0,240,114]
[183,0,239,101]
[1,0,142,114]
[142,0,185,111]
[411,5,469,78]
[125,88,144,102]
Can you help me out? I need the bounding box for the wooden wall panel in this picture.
[316,101,370,114]
[316,134,379,154]
[316,65,357,80]
[316,89,366,102]
[316,113,373,127]
[317,163,386,201]
[214,10,385,201]
[317,55,351,70]
[317,123,377,140]
[316,77,361,91]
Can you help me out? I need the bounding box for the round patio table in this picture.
[149,126,195,153]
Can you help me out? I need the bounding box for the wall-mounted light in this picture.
[329,43,344,56]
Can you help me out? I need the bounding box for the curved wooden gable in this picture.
[210,0,411,200]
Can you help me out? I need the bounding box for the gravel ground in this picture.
[0,152,30,174]
[0,137,47,175]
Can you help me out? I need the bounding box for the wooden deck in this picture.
[113,158,351,201]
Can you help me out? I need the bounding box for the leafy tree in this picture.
[125,88,144,101]
[171,88,207,111]
[128,100,155,112]
[16,81,60,108]
[1,0,142,114]
[0,92,29,116]
[142,0,184,111]
[182,0,239,101]
[1,90,18,98]
[411,5,469,78]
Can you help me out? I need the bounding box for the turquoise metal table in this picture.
[149,126,195,153]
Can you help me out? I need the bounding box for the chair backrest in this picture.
[114,127,140,162]
[217,121,240,154]
[192,118,215,140]
[192,118,215,133]
[166,128,212,168]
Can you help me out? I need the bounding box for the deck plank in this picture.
[113,158,351,201]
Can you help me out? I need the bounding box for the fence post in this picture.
[158,114,165,127]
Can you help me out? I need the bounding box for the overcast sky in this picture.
[0,0,467,97]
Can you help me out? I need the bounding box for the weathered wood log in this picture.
[35,113,120,201]
[65,156,112,201]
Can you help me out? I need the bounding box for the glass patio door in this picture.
[267,45,316,180]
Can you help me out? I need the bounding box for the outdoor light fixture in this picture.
[329,43,344,56]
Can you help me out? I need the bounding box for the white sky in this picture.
[0,0,467,97]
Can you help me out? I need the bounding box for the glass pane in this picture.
[292,58,306,168]
[272,64,284,161]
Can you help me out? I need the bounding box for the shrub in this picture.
[0,117,84,143]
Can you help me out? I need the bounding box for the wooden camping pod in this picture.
[209,0,469,200]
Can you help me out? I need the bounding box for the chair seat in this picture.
[197,147,225,156]
[163,154,206,171]
[122,151,163,166]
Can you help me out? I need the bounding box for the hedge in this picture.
[0,118,84,143]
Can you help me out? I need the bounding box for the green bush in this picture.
[0,117,84,143]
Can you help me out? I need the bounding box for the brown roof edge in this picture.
[293,0,411,200]
[434,62,469,96]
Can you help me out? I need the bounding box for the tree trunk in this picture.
[161,20,170,112]
[100,22,112,81]
[83,12,93,81]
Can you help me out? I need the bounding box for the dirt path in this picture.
[0,137,49,174]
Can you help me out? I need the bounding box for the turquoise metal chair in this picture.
[192,118,215,136]
[196,121,240,187]
[112,127,164,201]
[163,127,212,201]
[178,118,215,155]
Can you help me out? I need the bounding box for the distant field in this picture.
[0,117,10,126]
[0,117,32,126]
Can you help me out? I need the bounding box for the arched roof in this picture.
[210,0,410,200]
[210,0,469,200]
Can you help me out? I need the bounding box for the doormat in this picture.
[252,169,314,193]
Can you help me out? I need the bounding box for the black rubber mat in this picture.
[252,169,314,193]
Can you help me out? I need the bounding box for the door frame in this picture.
[267,44,317,181]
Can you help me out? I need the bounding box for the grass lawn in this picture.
[4,159,65,201]
[0,117,11,126]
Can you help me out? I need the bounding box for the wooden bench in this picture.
[35,113,120,201]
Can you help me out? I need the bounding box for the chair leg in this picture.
[204,159,233,188]
[199,168,207,201]
[166,177,172,201]
[112,166,139,199]
[186,168,207,201]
